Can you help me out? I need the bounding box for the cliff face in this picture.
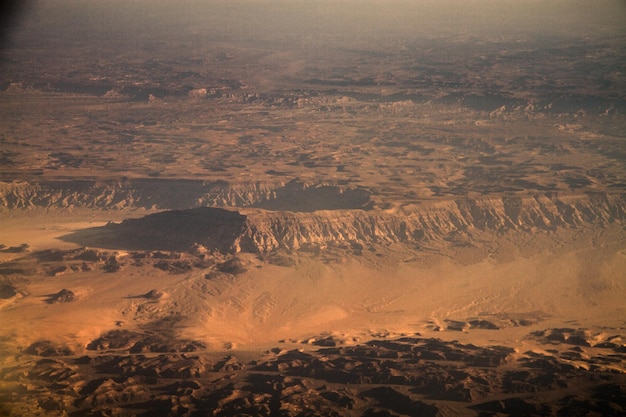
[0,179,371,211]
[68,193,626,254]
[4,179,624,254]
[0,179,281,210]
[236,194,626,253]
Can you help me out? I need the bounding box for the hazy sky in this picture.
[4,0,625,48]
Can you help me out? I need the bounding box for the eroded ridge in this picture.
[59,193,626,253]
[0,179,371,212]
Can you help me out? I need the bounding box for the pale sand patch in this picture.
[0,266,185,353]
[0,208,152,253]
[190,240,626,350]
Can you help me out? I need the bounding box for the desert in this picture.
[1,1,625,416]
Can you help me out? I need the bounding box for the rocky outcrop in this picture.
[10,333,625,417]
[0,179,275,210]
[45,289,76,304]
[4,181,623,255]
[235,193,626,252]
[0,179,371,211]
[65,193,626,254]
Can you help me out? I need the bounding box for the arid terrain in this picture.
[1,1,625,416]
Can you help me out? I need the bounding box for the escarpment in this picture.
[61,193,626,254]
[235,193,626,252]
[0,179,279,210]
[0,179,371,211]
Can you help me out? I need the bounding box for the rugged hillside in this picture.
[238,193,626,252]
[62,193,626,254]
[0,179,371,211]
[0,179,280,210]
[5,180,624,254]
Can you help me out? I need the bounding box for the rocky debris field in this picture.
[1,332,625,417]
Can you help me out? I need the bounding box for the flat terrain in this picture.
[1,1,625,416]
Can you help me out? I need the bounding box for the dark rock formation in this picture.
[5,334,625,416]
[25,340,74,357]
[215,257,247,275]
[45,289,75,304]
[0,284,17,299]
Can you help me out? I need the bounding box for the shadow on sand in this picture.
[59,207,247,252]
